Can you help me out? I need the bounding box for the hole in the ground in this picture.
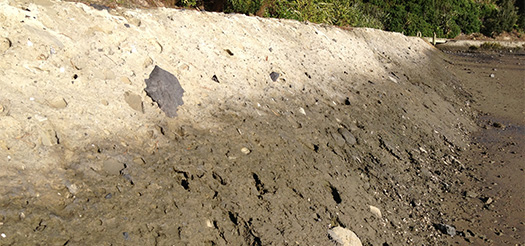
[228,211,238,225]
[330,185,342,204]
[181,179,189,190]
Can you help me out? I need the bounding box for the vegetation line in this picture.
[78,0,524,38]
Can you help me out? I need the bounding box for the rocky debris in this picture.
[338,128,357,145]
[0,37,11,53]
[369,205,382,218]
[120,76,132,85]
[124,91,143,113]
[0,0,485,245]
[211,75,220,83]
[65,182,79,195]
[328,226,362,246]
[39,127,58,146]
[102,159,124,175]
[241,147,251,155]
[47,96,68,109]
[435,223,456,237]
[144,65,184,117]
[465,190,478,198]
[270,72,279,81]
[331,131,346,147]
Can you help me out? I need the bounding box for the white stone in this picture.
[299,107,306,115]
[328,226,362,246]
[241,147,251,155]
[369,205,382,218]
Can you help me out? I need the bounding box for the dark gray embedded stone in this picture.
[212,75,220,83]
[270,72,279,82]
[144,65,185,117]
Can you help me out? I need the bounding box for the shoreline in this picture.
[444,51,524,245]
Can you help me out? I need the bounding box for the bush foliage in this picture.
[171,0,524,38]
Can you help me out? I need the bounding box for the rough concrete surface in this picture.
[0,0,522,245]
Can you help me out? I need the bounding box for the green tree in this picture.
[481,0,518,36]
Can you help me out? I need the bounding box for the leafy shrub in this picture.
[166,0,521,38]
[480,42,504,49]
[267,0,383,28]
[225,0,263,14]
[481,0,518,36]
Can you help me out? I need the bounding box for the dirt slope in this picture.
[0,0,486,245]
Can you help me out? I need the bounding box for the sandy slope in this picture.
[0,0,499,245]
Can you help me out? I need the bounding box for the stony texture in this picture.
[369,205,382,218]
[144,65,184,117]
[1,0,513,245]
[0,37,11,53]
[435,223,456,237]
[124,91,143,113]
[48,96,68,109]
[328,226,363,246]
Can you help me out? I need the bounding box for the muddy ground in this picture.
[0,0,523,245]
[440,50,524,245]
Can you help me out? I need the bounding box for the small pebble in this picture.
[0,37,11,52]
[270,72,279,82]
[338,128,356,145]
[369,205,382,218]
[212,75,220,83]
[48,97,68,109]
[299,107,306,115]
[120,76,132,85]
[1,233,5,238]
[465,191,478,198]
[241,147,251,155]
[489,73,495,78]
